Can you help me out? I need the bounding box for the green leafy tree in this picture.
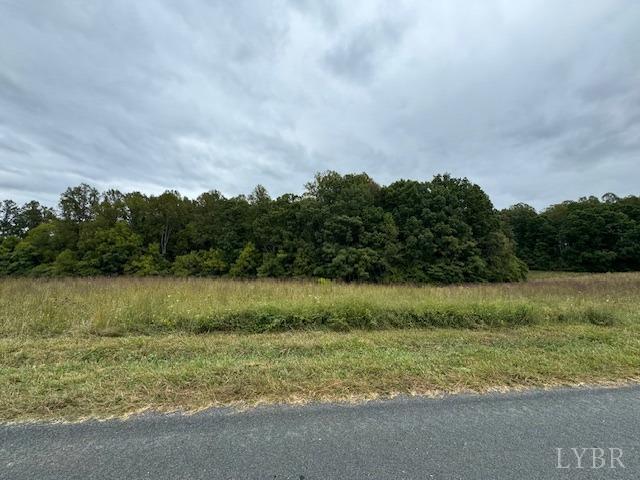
[77,222,143,275]
[59,184,100,223]
[257,251,292,277]
[6,173,637,280]
[7,223,63,275]
[0,236,20,275]
[0,200,20,237]
[229,242,261,277]
[52,249,79,276]
[186,191,252,263]
[172,249,228,277]
[125,243,170,276]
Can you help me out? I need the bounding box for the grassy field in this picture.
[1,272,637,336]
[1,272,640,421]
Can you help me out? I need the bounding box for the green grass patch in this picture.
[1,324,639,422]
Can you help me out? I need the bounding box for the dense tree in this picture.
[76,222,143,275]
[186,191,252,262]
[0,199,54,237]
[94,189,127,227]
[17,201,55,233]
[5,223,64,275]
[125,243,169,276]
[173,248,227,277]
[306,172,401,281]
[381,175,526,283]
[229,242,261,277]
[0,200,20,237]
[59,184,100,223]
[502,194,640,272]
[501,204,556,270]
[5,172,635,282]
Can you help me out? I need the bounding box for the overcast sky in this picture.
[1,0,639,210]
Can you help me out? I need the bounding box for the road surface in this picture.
[1,386,639,479]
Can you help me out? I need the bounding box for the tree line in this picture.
[2,172,638,282]
[501,194,640,272]
[0,172,527,283]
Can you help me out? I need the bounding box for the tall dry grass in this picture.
[1,272,638,337]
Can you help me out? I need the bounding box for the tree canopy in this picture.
[501,195,640,272]
[12,171,631,283]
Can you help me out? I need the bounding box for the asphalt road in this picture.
[2,386,639,479]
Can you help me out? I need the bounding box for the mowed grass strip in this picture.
[2,272,639,336]
[1,324,640,422]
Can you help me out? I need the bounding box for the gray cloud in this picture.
[324,18,408,82]
[0,0,639,210]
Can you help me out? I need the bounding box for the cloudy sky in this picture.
[1,0,639,210]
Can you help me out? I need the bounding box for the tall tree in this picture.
[59,184,100,223]
[0,200,19,237]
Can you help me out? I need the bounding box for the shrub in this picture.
[229,242,261,277]
[172,249,227,277]
[126,243,169,276]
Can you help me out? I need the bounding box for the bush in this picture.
[229,242,261,277]
[77,222,143,275]
[126,243,169,276]
[172,249,227,277]
[53,249,78,276]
